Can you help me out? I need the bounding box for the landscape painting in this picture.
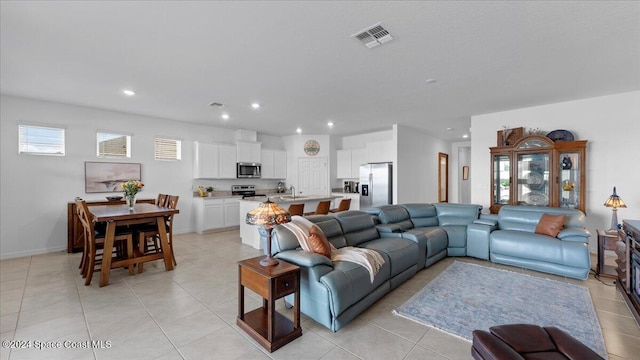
[85,162,141,193]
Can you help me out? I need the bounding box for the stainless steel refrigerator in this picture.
[359,162,393,209]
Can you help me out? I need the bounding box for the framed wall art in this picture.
[85,162,141,193]
[462,166,469,180]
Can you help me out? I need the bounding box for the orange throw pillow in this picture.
[308,225,332,258]
[535,214,566,237]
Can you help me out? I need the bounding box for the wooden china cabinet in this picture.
[489,135,587,214]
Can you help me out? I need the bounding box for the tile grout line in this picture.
[6,255,33,359]
[72,255,99,360]
[123,277,188,360]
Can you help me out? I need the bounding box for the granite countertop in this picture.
[240,195,341,203]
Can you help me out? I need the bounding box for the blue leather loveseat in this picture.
[470,205,591,280]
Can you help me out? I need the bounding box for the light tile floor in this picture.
[1,230,639,360]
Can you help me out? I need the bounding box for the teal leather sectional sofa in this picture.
[262,203,591,331]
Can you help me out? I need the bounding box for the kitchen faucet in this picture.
[289,185,296,199]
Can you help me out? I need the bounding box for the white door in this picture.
[297,157,327,196]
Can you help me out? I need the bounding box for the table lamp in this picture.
[604,186,626,234]
[246,200,291,266]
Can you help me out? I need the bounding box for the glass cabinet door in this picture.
[492,154,511,206]
[516,152,550,206]
[559,152,580,209]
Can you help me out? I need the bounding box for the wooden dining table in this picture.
[88,203,179,287]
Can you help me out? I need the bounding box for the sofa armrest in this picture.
[474,218,498,227]
[275,250,333,268]
[467,222,495,260]
[557,228,591,243]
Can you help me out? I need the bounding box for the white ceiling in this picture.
[1,1,639,140]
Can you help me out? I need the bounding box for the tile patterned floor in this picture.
[1,230,638,359]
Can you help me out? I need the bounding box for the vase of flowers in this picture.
[121,180,144,210]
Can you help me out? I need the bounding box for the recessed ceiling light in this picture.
[296,128,302,134]
[251,103,260,109]
[424,79,437,84]
[122,89,135,96]
[327,121,334,127]
[462,134,469,139]
[221,113,230,120]
[446,127,454,131]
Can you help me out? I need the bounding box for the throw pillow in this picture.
[308,224,332,258]
[535,214,566,237]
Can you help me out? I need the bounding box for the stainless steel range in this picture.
[231,185,266,199]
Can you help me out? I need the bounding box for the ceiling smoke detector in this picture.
[352,23,394,48]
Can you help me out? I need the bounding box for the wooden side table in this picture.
[237,257,302,352]
[596,229,618,278]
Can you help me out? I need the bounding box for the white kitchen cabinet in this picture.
[337,148,366,178]
[219,144,237,178]
[203,198,224,231]
[224,198,240,226]
[236,141,261,163]
[262,149,287,179]
[194,142,219,178]
[193,141,237,179]
[194,197,242,234]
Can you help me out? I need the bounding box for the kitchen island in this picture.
[240,195,341,249]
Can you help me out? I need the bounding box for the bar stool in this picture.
[305,200,331,215]
[288,203,305,216]
[329,198,351,213]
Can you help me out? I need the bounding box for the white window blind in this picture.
[18,124,65,156]
[97,132,130,158]
[154,138,181,160]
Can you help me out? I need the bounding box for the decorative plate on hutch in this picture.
[546,130,575,142]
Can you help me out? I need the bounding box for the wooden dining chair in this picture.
[305,200,331,215]
[288,203,305,216]
[329,198,351,213]
[137,194,179,273]
[156,193,169,207]
[75,199,134,286]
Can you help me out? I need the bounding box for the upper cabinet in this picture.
[337,148,367,179]
[194,141,237,179]
[489,135,587,214]
[261,149,287,179]
[236,141,261,163]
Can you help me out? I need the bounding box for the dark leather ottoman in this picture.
[471,324,604,360]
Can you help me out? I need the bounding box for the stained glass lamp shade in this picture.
[604,186,627,233]
[246,200,291,266]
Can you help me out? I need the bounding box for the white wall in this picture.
[451,142,472,203]
[470,91,640,249]
[394,124,450,204]
[0,95,260,259]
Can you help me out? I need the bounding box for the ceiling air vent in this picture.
[352,23,394,48]
[209,102,224,107]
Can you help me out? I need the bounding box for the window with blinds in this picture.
[18,124,65,156]
[154,138,181,160]
[97,132,131,158]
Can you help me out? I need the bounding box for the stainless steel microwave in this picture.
[237,162,261,178]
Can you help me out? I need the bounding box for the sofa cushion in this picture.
[535,214,566,237]
[308,215,348,248]
[433,203,482,226]
[335,211,381,247]
[376,205,415,231]
[309,225,332,258]
[490,230,589,268]
[319,259,391,317]
[402,204,438,228]
[498,206,586,232]
[359,238,418,277]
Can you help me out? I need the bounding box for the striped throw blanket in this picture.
[282,216,385,283]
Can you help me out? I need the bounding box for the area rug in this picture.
[393,261,607,358]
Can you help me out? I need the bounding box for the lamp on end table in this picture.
[604,186,627,234]
[246,200,291,266]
